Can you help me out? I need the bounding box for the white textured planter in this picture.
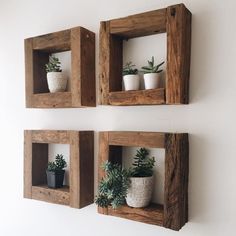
[144,73,160,89]
[126,176,154,208]
[123,74,140,91]
[47,72,68,93]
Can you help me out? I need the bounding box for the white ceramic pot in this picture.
[126,176,154,208]
[47,72,67,93]
[143,73,160,89]
[123,74,140,91]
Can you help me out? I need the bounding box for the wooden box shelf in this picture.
[99,3,191,106]
[25,26,96,108]
[24,130,94,209]
[98,131,189,231]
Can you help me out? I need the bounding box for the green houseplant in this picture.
[122,62,140,91]
[126,148,156,208]
[45,55,68,93]
[46,154,67,189]
[141,56,164,90]
[95,161,130,209]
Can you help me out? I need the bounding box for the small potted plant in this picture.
[141,56,164,89]
[46,154,67,189]
[95,161,130,209]
[45,55,68,93]
[122,62,140,91]
[126,148,155,208]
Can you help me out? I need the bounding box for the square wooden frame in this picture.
[24,130,94,209]
[98,131,189,231]
[99,4,191,106]
[25,27,96,108]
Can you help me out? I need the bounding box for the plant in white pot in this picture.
[141,57,164,90]
[45,55,68,93]
[123,62,140,91]
[126,148,155,208]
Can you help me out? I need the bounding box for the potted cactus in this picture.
[46,154,67,189]
[141,56,164,89]
[122,62,140,91]
[45,55,68,93]
[126,148,155,208]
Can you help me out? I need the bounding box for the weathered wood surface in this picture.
[164,133,189,230]
[108,88,165,106]
[32,185,70,206]
[166,4,191,104]
[110,8,167,38]
[108,131,165,148]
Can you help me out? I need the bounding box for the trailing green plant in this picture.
[141,56,164,74]
[130,148,155,177]
[95,161,130,209]
[123,61,138,76]
[45,55,62,73]
[47,154,67,172]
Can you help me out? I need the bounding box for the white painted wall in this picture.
[0,0,235,235]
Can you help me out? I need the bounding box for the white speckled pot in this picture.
[47,72,67,93]
[126,176,154,208]
[144,73,160,89]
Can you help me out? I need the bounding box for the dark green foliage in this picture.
[95,161,130,209]
[141,56,164,74]
[130,148,155,177]
[123,61,138,75]
[47,154,67,172]
[45,55,62,73]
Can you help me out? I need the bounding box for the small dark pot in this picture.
[46,170,65,189]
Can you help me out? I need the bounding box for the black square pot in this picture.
[46,170,65,189]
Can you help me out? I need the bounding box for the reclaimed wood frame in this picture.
[99,3,191,105]
[24,130,94,209]
[25,27,96,108]
[98,131,189,231]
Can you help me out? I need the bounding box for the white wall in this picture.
[0,0,235,235]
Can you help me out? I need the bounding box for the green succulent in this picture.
[141,56,164,74]
[47,154,67,172]
[45,55,62,73]
[123,61,138,76]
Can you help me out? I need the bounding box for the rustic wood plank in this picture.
[31,92,72,108]
[79,131,94,208]
[108,132,165,148]
[110,8,167,38]
[24,130,32,198]
[32,143,48,186]
[32,29,71,52]
[32,185,70,206]
[102,204,164,226]
[166,4,191,104]
[164,133,189,231]
[69,131,80,208]
[108,88,165,106]
[32,130,70,144]
[80,28,96,107]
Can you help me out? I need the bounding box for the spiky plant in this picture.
[45,55,62,73]
[130,148,155,177]
[47,154,67,172]
[123,61,138,76]
[141,56,164,74]
[95,161,130,209]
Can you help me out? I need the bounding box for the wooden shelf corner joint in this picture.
[98,131,189,231]
[99,3,191,106]
[24,130,94,209]
[25,26,96,108]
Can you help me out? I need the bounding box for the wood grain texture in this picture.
[32,130,70,144]
[166,4,191,104]
[108,131,165,148]
[110,8,167,38]
[164,133,189,230]
[32,185,70,206]
[31,92,72,108]
[108,88,165,106]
